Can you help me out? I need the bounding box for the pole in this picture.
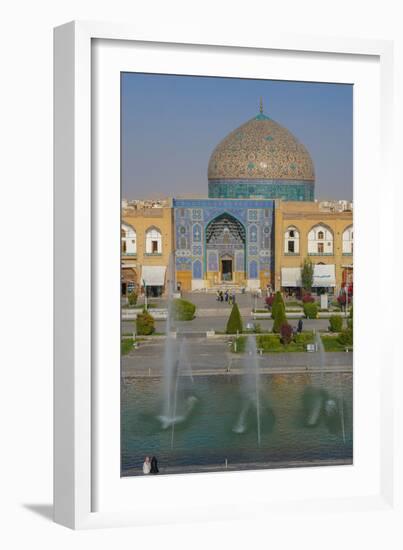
[143,277,147,311]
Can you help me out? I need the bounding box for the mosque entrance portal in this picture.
[221,257,233,282]
[206,212,246,285]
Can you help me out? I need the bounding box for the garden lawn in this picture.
[321,334,353,352]
[231,332,314,353]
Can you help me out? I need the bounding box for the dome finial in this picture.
[259,97,264,114]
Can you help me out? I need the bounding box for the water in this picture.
[121,371,353,475]
[234,336,262,446]
[313,331,346,441]
[159,253,196,446]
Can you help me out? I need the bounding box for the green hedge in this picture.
[172,298,196,321]
[321,334,352,351]
[136,311,155,335]
[226,303,243,334]
[294,331,314,344]
[328,315,343,332]
[303,302,318,319]
[231,332,315,353]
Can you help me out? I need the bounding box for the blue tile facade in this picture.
[173,199,275,281]
[208,180,314,201]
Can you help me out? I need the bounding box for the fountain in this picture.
[157,253,197,446]
[302,331,346,441]
[302,331,326,427]
[233,335,261,446]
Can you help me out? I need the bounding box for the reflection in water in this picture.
[121,372,353,474]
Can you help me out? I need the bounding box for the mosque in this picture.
[121,101,353,296]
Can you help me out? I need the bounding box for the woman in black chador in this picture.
[150,456,159,474]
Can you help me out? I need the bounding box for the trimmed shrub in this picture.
[338,327,353,347]
[280,322,293,345]
[272,294,286,333]
[121,338,134,355]
[328,315,343,332]
[226,303,243,334]
[172,298,196,321]
[271,291,285,320]
[302,293,315,303]
[127,290,138,306]
[136,311,155,335]
[303,302,318,319]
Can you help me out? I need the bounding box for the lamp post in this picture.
[143,278,147,311]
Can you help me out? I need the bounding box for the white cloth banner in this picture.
[281,264,336,287]
[313,264,336,287]
[141,266,166,286]
[281,267,302,287]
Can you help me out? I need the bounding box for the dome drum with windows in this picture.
[208,99,315,201]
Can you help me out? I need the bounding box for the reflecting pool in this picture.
[121,371,353,476]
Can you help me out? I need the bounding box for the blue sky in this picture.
[121,73,353,201]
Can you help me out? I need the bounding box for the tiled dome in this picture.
[208,110,315,183]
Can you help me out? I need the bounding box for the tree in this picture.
[301,257,314,293]
[271,291,285,320]
[272,293,286,333]
[280,322,293,344]
[226,303,243,334]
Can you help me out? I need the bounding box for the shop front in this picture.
[141,265,167,297]
[281,264,336,296]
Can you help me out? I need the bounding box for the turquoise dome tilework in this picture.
[207,109,315,201]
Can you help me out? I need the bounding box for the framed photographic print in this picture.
[54,21,397,530]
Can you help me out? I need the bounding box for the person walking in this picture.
[225,289,229,302]
[143,456,151,475]
[150,456,159,474]
[220,290,224,302]
[231,289,236,304]
[216,290,220,301]
[297,318,303,333]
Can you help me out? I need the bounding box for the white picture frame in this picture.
[54,21,398,530]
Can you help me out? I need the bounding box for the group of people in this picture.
[143,455,159,475]
[216,288,236,305]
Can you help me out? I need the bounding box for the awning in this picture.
[281,265,336,288]
[281,267,302,287]
[141,266,166,286]
[312,264,335,287]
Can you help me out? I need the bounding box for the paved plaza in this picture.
[122,336,353,378]
[123,291,337,334]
